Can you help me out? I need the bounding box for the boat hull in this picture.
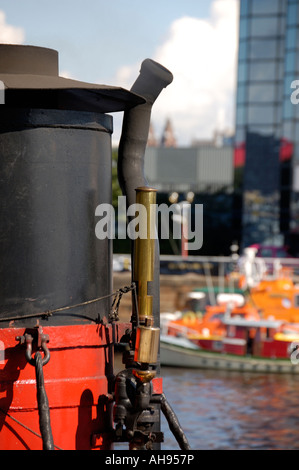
[0,322,130,450]
[160,339,299,374]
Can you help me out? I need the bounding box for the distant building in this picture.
[235,0,299,254]
[192,130,234,148]
[144,145,234,255]
[145,146,233,193]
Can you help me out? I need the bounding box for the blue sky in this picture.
[0,0,212,83]
[0,0,239,145]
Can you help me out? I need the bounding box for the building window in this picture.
[285,50,296,72]
[248,83,277,103]
[294,121,299,139]
[240,0,249,17]
[277,60,285,81]
[251,0,280,16]
[249,61,277,81]
[249,39,281,60]
[286,27,297,49]
[239,18,249,40]
[237,83,247,104]
[238,61,248,82]
[248,124,276,136]
[282,121,294,140]
[283,98,295,119]
[235,127,245,146]
[285,72,297,97]
[287,3,298,26]
[250,16,280,37]
[238,41,247,61]
[248,104,278,125]
[236,105,246,126]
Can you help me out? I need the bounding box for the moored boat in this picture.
[160,292,299,372]
[160,333,299,373]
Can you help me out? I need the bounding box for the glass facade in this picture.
[235,0,299,253]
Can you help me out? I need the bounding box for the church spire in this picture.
[161,118,177,147]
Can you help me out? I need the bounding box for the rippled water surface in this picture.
[160,367,299,450]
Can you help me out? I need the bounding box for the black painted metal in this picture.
[0,44,146,328]
[0,108,113,327]
[0,44,144,113]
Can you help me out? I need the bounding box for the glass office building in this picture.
[234,0,299,253]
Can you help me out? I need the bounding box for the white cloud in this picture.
[0,11,25,44]
[113,0,238,146]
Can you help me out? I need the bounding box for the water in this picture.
[160,367,299,450]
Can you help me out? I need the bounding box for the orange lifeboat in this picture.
[166,293,260,343]
[249,268,299,323]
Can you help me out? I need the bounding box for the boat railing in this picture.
[158,254,299,288]
[160,318,200,339]
[114,253,299,282]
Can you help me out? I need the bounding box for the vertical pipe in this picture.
[133,187,160,375]
[133,187,157,324]
[118,59,173,330]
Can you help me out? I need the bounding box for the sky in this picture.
[0,0,239,146]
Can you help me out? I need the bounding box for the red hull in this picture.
[0,323,129,450]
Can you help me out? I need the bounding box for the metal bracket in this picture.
[16,325,50,366]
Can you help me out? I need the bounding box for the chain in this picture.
[34,351,54,450]
[109,283,136,322]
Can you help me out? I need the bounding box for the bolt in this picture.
[15,335,25,344]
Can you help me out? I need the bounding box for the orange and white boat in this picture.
[160,291,299,372]
[165,293,259,349]
[246,268,299,323]
[236,247,299,323]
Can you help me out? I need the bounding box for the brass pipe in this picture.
[133,186,156,324]
[133,187,159,380]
